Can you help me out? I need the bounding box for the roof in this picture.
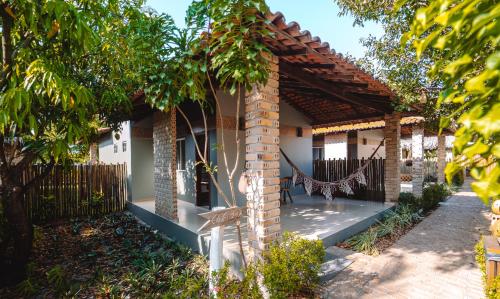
[262,11,406,126]
[313,116,425,135]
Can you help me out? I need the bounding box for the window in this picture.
[313,147,325,160]
[362,138,368,145]
[122,141,127,152]
[176,139,186,170]
[113,144,118,153]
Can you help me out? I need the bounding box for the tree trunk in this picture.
[0,184,33,287]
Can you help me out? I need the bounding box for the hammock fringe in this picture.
[280,138,385,201]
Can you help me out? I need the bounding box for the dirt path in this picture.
[323,182,490,299]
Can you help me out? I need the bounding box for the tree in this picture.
[131,0,272,267]
[335,0,454,130]
[403,0,499,202]
[0,0,147,285]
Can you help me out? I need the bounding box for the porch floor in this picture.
[133,194,393,247]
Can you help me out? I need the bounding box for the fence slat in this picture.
[21,163,127,223]
[312,158,386,201]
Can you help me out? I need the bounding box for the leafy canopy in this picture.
[403,0,499,202]
[133,0,273,111]
[0,0,145,165]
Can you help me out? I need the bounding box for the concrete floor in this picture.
[134,194,393,243]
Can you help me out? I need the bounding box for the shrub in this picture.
[259,232,325,298]
[475,237,500,298]
[399,192,416,206]
[213,261,262,299]
[451,170,465,187]
[420,183,450,212]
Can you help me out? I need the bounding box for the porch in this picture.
[129,195,393,258]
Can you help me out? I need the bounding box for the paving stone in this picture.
[322,181,489,299]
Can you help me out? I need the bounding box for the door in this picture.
[195,134,211,207]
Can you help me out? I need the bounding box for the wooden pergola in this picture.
[262,11,401,127]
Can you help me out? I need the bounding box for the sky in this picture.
[145,0,384,59]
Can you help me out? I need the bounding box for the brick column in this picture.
[384,113,401,202]
[245,53,280,260]
[437,134,446,183]
[153,109,177,220]
[411,124,424,197]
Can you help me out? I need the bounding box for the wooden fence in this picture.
[22,163,127,223]
[312,158,385,202]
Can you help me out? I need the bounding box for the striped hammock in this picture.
[280,138,385,201]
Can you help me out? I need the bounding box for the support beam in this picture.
[153,109,177,220]
[412,124,425,197]
[437,134,446,183]
[384,113,401,202]
[246,54,281,260]
[275,48,308,57]
[279,61,393,113]
[297,63,335,69]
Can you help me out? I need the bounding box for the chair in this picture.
[280,176,293,204]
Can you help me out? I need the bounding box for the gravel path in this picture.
[323,181,490,299]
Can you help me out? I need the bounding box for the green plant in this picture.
[399,192,416,206]
[259,232,325,298]
[348,227,379,255]
[475,237,500,298]
[46,265,69,296]
[420,183,450,212]
[213,261,262,299]
[16,277,39,297]
[404,0,499,203]
[451,170,465,187]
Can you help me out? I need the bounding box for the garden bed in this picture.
[0,212,209,298]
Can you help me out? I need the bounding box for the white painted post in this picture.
[209,206,226,296]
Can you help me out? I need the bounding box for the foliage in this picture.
[399,192,416,206]
[403,0,499,203]
[420,183,450,212]
[213,261,263,299]
[335,0,454,131]
[347,203,422,255]
[424,174,438,183]
[348,227,380,255]
[475,237,500,298]
[0,213,210,298]
[0,0,154,283]
[259,232,325,298]
[452,170,465,187]
[134,0,272,112]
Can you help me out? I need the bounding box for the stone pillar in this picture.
[89,143,98,164]
[411,124,425,197]
[437,134,446,183]
[245,53,280,260]
[153,109,177,220]
[384,113,401,202]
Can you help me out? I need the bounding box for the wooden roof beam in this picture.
[298,63,335,69]
[279,61,393,114]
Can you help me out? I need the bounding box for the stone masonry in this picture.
[245,53,281,260]
[437,134,446,183]
[153,109,177,220]
[384,113,401,202]
[412,124,425,197]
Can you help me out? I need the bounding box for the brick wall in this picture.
[153,109,177,220]
[245,53,281,260]
[437,134,446,183]
[384,113,401,202]
[412,124,424,197]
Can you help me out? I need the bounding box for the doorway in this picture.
[195,134,211,208]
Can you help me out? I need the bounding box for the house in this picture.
[97,11,447,262]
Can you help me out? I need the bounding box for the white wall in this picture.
[324,133,347,159]
[358,129,385,159]
[98,121,133,200]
